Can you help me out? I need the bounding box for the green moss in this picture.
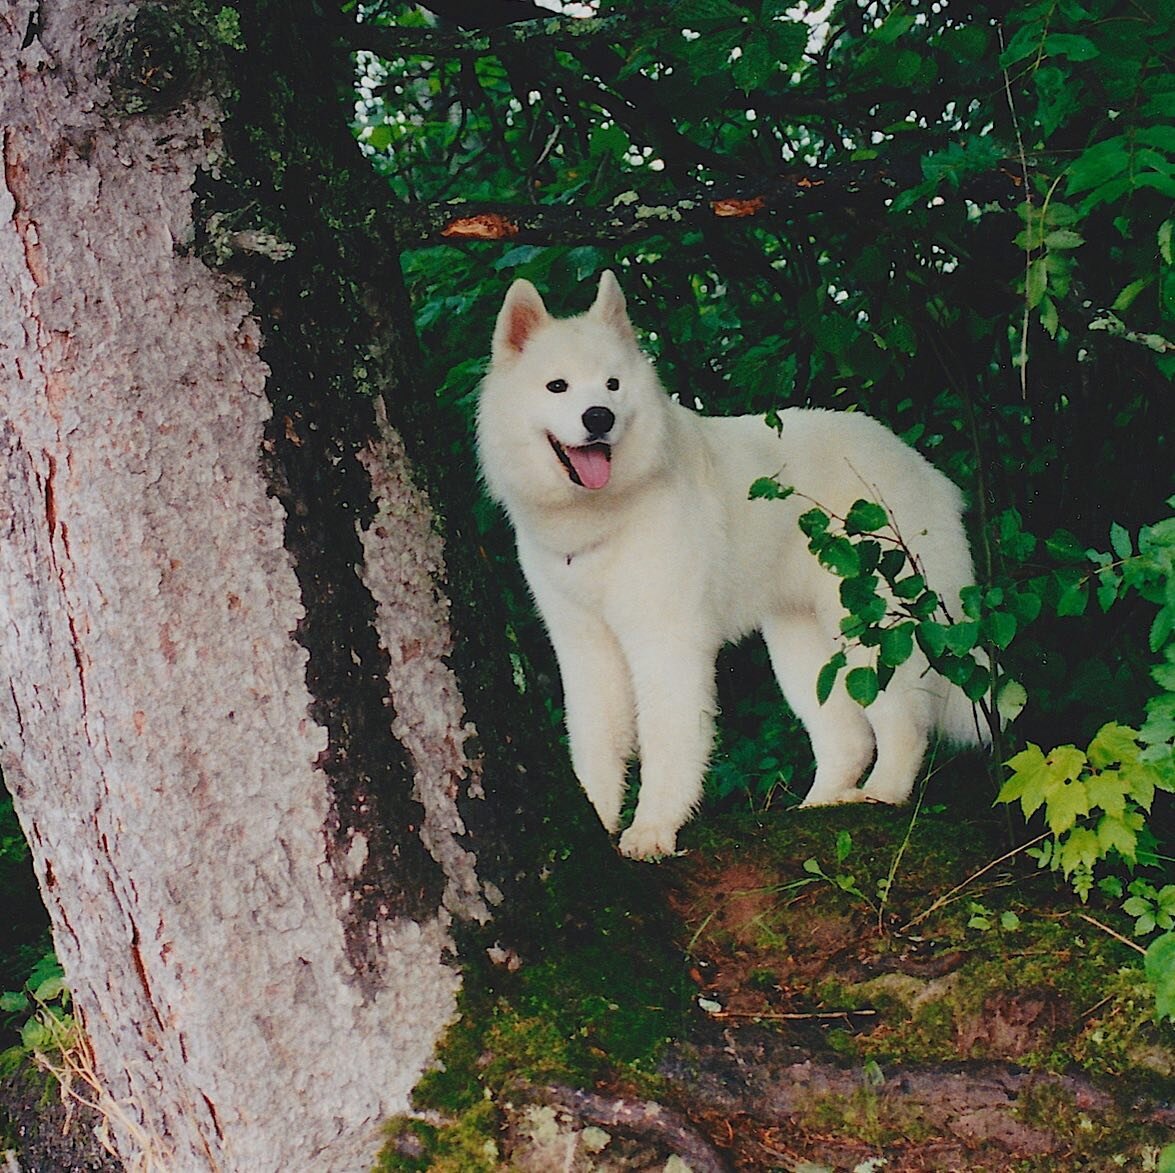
[374,1102,499,1173]
[377,877,685,1170]
[1069,967,1175,1091]
[1011,1079,1172,1168]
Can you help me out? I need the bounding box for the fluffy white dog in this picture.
[477,271,983,859]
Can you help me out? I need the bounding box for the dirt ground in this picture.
[484,783,1175,1173]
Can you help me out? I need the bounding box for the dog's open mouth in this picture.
[548,435,612,490]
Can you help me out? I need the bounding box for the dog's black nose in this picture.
[582,406,615,439]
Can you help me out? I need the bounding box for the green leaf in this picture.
[997,679,1028,724]
[731,31,776,91]
[916,620,949,660]
[1043,33,1099,61]
[748,476,794,501]
[1086,770,1130,818]
[998,743,1050,818]
[879,623,915,668]
[1112,277,1152,315]
[1054,570,1089,617]
[873,8,916,44]
[959,584,984,620]
[818,537,861,578]
[1006,588,1043,625]
[1046,744,1088,783]
[892,573,925,600]
[365,123,395,152]
[1043,228,1084,250]
[845,499,889,534]
[1096,811,1139,862]
[1045,528,1087,563]
[999,21,1045,68]
[1065,136,1130,197]
[982,610,1018,650]
[1025,257,1048,309]
[846,666,880,707]
[1057,824,1100,874]
[940,25,988,63]
[840,574,886,625]
[943,621,981,656]
[816,650,846,705]
[32,977,65,1003]
[1039,295,1060,338]
[20,1019,52,1052]
[683,26,743,75]
[0,991,29,1014]
[1136,125,1175,153]
[883,550,907,587]
[799,508,830,539]
[1046,779,1091,834]
[676,0,745,28]
[1108,521,1133,561]
[835,829,853,863]
[765,19,809,67]
[1087,722,1141,768]
[1144,933,1175,1022]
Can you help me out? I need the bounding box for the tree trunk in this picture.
[0,1,547,1167]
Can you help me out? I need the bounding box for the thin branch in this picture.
[352,12,638,62]
[393,160,1026,247]
[900,830,1051,933]
[709,1007,877,1020]
[1076,912,1147,956]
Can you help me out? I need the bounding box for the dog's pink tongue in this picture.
[568,444,611,490]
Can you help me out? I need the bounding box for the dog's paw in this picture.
[618,822,678,861]
[797,788,870,809]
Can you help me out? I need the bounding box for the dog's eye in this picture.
[546,379,568,394]
[606,377,620,391]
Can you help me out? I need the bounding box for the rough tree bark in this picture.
[0,1,569,1167]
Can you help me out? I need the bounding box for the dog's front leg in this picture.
[618,640,717,859]
[545,611,636,836]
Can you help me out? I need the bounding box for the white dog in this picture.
[477,271,983,859]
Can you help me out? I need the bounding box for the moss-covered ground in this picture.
[376,756,1174,1171]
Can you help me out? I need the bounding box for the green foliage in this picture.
[1000,729,1163,895]
[1144,934,1175,1024]
[776,490,997,718]
[994,507,1175,1019]
[0,951,75,1075]
[1123,879,1175,937]
[800,830,879,912]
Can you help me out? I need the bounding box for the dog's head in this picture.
[478,271,664,506]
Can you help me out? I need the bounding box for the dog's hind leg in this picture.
[761,612,875,806]
[859,682,930,805]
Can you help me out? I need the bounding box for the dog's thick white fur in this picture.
[478,271,984,859]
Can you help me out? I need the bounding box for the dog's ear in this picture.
[589,270,636,345]
[493,279,549,362]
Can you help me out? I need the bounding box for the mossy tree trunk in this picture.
[0,1,581,1167]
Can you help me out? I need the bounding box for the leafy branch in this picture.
[747,476,1018,737]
